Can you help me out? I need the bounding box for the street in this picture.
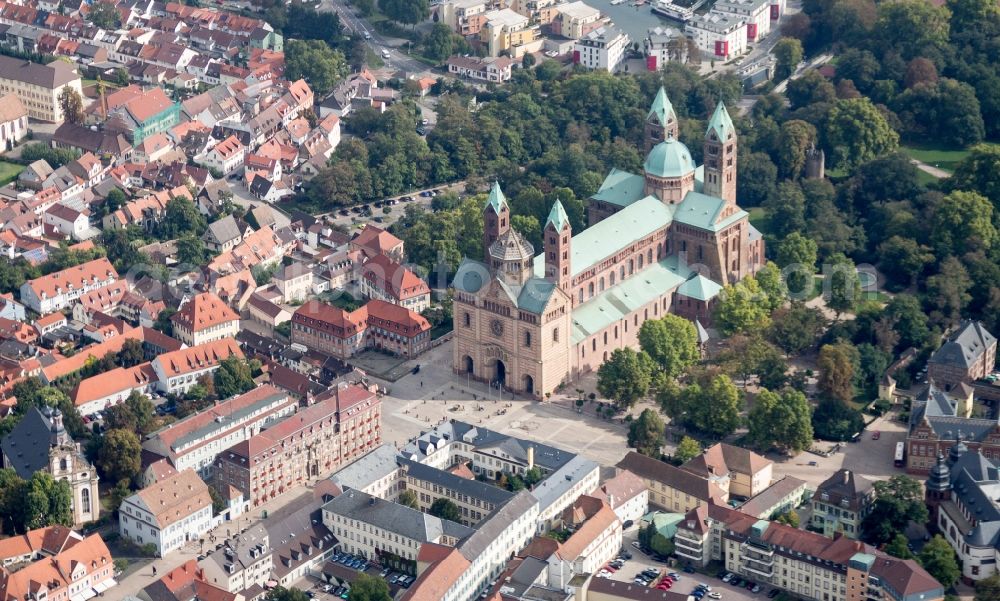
[317,0,429,74]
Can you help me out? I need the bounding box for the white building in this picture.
[119,470,213,557]
[71,364,158,417]
[170,291,240,347]
[552,1,602,39]
[645,26,686,71]
[43,204,91,241]
[142,384,297,476]
[150,338,244,395]
[573,26,630,72]
[713,0,773,42]
[591,470,649,525]
[685,12,748,60]
[197,135,245,175]
[0,93,28,150]
[447,56,515,83]
[19,257,119,314]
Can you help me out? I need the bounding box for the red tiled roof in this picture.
[152,338,243,378]
[171,292,239,333]
[23,258,118,301]
[361,255,429,301]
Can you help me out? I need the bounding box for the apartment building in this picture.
[439,0,490,36]
[681,442,773,498]
[616,451,728,513]
[71,363,158,416]
[674,503,944,601]
[19,257,119,313]
[322,443,402,500]
[108,86,181,144]
[0,55,81,122]
[272,263,313,304]
[322,488,475,563]
[713,0,774,42]
[0,532,116,601]
[552,1,601,39]
[685,12,748,60]
[291,299,432,360]
[212,384,380,506]
[480,9,542,58]
[447,55,515,82]
[142,385,298,475]
[199,524,272,594]
[810,469,875,539]
[360,254,431,313]
[150,338,244,395]
[170,291,240,346]
[400,457,515,526]
[573,26,630,72]
[198,134,246,175]
[350,224,404,262]
[590,469,649,524]
[119,469,214,556]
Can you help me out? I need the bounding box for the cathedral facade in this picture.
[452,89,764,399]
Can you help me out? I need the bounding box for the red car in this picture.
[656,582,672,590]
[872,431,881,440]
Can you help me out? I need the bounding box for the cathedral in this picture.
[451,88,764,399]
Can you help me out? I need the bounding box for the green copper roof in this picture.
[533,195,674,279]
[545,199,570,232]
[452,258,557,315]
[591,168,646,208]
[570,257,692,344]
[674,191,747,232]
[647,87,676,127]
[677,274,723,301]
[644,139,695,178]
[706,101,735,141]
[485,181,507,214]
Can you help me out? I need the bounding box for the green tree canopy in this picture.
[817,343,859,404]
[348,574,392,601]
[861,475,929,545]
[429,497,461,522]
[398,490,419,509]
[775,232,818,296]
[58,87,84,124]
[674,436,702,464]
[884,533,914,560]
[768,303,826,354]
[638,314,699,378]
[748,388,813,452]
[773,38,804,80]
[597,348,655,409]
[930,190,996,256]
[974,574,1000,601]
[285,40,348,96]
[822,98,900,171]
[97,429,142,484]
[628,409,665,457]
[214,356,256,400]
[918,535,961,588]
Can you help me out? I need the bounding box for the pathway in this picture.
[909,158,950,179]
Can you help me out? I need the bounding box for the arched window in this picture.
[81,488,91,514]
[619,266,625,280]
[638,254,644,268]
[609,272,616,286]
[578,289,584,303]
[629,260,634,275]
[524,331,532,348]
[60,458,68,471]
[599,277,605,292]
[648,249,653,264]
[588,283,595,298]
[464,313,471,327]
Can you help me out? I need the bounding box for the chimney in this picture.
[843,470,850,484]
[527,446,534,470]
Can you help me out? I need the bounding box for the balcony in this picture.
[740,540,774,557]
[675,537,703,554]
[675,545,703,562]
[739,548,774,566]
[676,530,703,546]
[741,562,773,579]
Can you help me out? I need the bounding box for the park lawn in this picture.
[900,143,972,174]
[914,169,940,186]
[0,161,23,185]
[748,206,772,237]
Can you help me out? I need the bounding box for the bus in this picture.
[894,442,906,468]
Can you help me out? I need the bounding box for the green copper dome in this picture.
[644,138,695,179]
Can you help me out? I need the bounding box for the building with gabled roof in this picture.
[119,469,213,556]
[150,337,244,396]
[810,469,875,539]
[928,320,997,390]
[361,254,431,313]
[349,224,404,262]
[0,532,116,601]
[19,257,119,314]
[616,450,728,513]
[71,362,157,416]
[0,55,81,122]
[107,85,181,143]
[170,291,240,347]
[142,384,297,476]
[291,299,431,360]
[681,442,773,498]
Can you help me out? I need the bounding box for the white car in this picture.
[381,48,391,59]
[708,593,722,599]
[363,31,371,40]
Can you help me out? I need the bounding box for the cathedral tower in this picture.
[645,87,678,151]
[543,199,572,295]
[925,452,951,530]
[483,181,510,263]
[703,101,737,205]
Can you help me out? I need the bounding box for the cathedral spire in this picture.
[545,198,570,233]
[703,100,738,205]
[485,180,508,215]
[645,87,678,150]
[706,101,735,142]
[543,198,572,295]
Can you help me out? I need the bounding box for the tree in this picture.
[19,473,72,530]
[817,343,858,404]
[628,409,665,457]
[975,574,1000,601]
[597,348,655,409]
[214,356,255,400]
[768,303,826,354]
[87,1,120,29]
[822,98,900,171]
[877,236,933,287]
[764,181,806,238]
[737,152,778,207]
[176,235,208,266]
[689,375,742,438]
[874,0,950,61]
[773,38,803,80]
[775,233,818,296]
[748,388,813,452]
[208,485,227,514]
[649,532,674,557]
[267,586,311,601]
[786,70,836,110]
[825,253,862,316]
[98,429,141,484]
[894,78,984,147]
[931,190,996,256]
[861,475,929,545]
[398,490,419,509]
[285,40,348,96]
[429,498,461,522]
[755,262,787,312]
[775,510,800,528]
[674,436,702,464]
[159,196,206,240]
[379,0,429,26]
[925,256,973,325]
[904,58,938,89]
[918,535,961,588]
[422,23,454,63]
[949,144,1000,208]
[638,315,699,378]
[884,533,914,559]
[58,87,83,124]
[714,277,772,336]
[812,398,864,441]
[777,120,818,180]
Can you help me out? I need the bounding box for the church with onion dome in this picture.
[450,88,764,399]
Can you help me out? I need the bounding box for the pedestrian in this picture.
[152,566,157,577]
[420,381,423,387]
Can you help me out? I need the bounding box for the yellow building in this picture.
[616,451,727,513]
[0,56,82,122]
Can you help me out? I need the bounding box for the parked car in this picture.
[683,565,695,573]
[872,431,881,440]
[708,593,722,599]
[767,589,781,598]
[751,584,761,593]
[623,520,634,529]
